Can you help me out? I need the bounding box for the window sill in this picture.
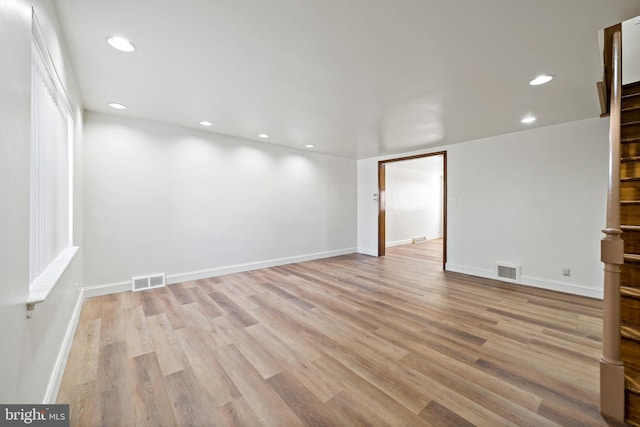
[27,246,79,318]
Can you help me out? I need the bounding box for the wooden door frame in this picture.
[378,151,447,270]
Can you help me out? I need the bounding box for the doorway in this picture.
[378,151,447,270]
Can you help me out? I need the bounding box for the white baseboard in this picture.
[445,263,603,299]
[385,234,443,248]
[518,275,603,299]
[166,247,356,284]
[83,247,357,297]
[43,288,84,404]
[386,239,412,248]
[445,264,493,278]
[357,247,378,256]
[84,280,131,298]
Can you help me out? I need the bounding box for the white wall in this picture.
[83,112,357,290]
[623,15,640,85]
[358,117,609,298]
[0,0,84,403]
[385,163,443,246]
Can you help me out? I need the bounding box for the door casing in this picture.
[378,151,447,270]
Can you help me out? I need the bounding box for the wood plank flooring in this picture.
[57,240,608,426]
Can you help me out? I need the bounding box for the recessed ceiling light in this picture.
[529,75,553,86]
[108,102,127,110]
[521,116,536,124]
[258,133,269,139]
[199,121,213,126]
[305,144,314,148]
[107,36,135,53]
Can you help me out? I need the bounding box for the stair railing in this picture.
[600,29,624,423]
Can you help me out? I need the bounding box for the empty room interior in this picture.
[3,0,640,425]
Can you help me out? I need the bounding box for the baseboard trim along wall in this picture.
[445,263,603,299]
[386,239,413,247]
[44,288,84,404]
[386,235,443,248]
[357,247,378,257]
[84,247,357,298]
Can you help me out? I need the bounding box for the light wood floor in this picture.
[58,240,607,426]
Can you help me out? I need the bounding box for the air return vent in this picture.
[496,263,520,282]
[412,236,427,244]
[132,273,166,292]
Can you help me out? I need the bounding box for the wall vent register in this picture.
[132,274,166,292]
[496,263,521,282]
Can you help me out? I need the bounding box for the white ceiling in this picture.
[53,0,640,159]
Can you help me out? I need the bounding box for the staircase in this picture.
[619,80,640,426]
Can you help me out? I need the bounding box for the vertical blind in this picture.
[29,40,72,286]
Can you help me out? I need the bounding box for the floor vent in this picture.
[132,273,166,292]
[496,263,520,282]
[412,236,428,244]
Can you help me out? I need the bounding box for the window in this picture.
[27,12,77,311]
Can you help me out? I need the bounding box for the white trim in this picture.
[84,281,131,299]
[386,235,443,247]
[29,10,75,312]
[357,247,378,256]
[426,234,444,241]
[519,275,603,299]
[166,248,356,284]
[385,239,413,248]
[445,263,602,299]
[28,246,79,308]
[43,288,84,404]
[445,263,494,278]
[84,248,357,297]
[31,9,72,114]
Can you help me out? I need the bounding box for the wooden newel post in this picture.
[600,30,625,424]
[600,234,625,422]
